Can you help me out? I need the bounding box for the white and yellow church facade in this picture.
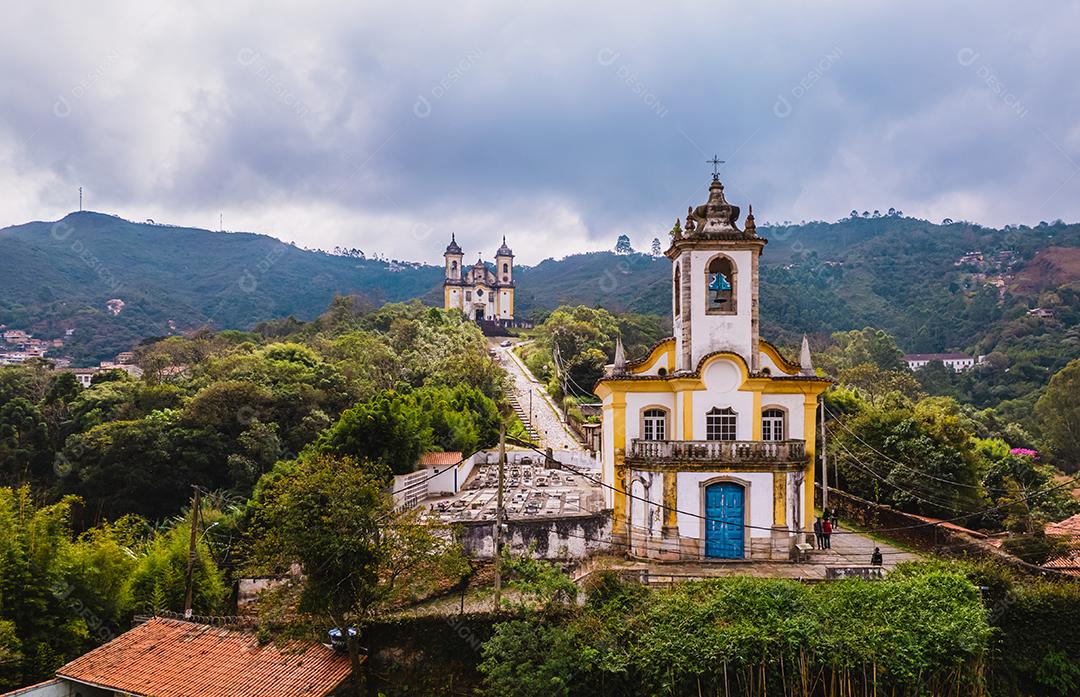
[443,234,515,325]
[594,174,830,560]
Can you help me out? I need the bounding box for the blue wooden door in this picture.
[705,482,744,558]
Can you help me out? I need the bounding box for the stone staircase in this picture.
[507,391,540,443]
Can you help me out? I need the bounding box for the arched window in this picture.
[451,261,458,271]
[642,408,668,441]
[502,263,509,273]
[673,264,681,317]
[706,407,737,441]
[705,255,736,314]
[762,408,785,441]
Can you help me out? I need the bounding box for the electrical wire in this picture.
[823,405,1011,494]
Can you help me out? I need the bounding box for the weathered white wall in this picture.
[3,679,80,697]
[770,394,808,438]
[689,359,756,440]
[458,513,612,560]
[675,471,775,542]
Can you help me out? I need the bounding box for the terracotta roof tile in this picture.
[1044,549,1080,576]
[1046,514,1080,537]
[420,451,463,467]
[57,618,350,697]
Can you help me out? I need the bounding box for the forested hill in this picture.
[1,210,1078,363]
[0,212,444,361]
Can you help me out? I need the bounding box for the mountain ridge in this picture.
[1,210,1077,364]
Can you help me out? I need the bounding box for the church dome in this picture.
[444,233,462,255]
[495,236,513,257]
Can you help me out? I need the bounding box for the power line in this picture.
[823,405,1010,494]
[505,437,1080,538]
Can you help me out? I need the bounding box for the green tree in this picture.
[1036,359,1080,471]
[833,327,906,370]
[248,455,467,694]
[125,521,227,616]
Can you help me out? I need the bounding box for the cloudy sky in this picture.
[2,2,1079,265]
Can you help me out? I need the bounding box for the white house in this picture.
[594,173,831,561]
[903,353,976,373]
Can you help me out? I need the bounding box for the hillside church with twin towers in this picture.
[442,234,516,325]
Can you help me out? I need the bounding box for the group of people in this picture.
[811,508,838,549]
[808,509,886,567]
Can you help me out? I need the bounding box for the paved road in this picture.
[493,339,582,450]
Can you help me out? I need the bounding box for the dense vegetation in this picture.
[0,212,443,363]
[471,556,1080,697]
[0,297,508,690]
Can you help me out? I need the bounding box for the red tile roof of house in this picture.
[56,618,351,697]
[1044,549,1080,576]
[1046,514,1080,537]
[419,451,463,467]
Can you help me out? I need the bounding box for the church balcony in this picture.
[626,438,807,470]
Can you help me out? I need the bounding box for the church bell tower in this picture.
[667,172,766,373]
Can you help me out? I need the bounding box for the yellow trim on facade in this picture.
[802,394,818,532]
[628,338,675,375]
[773,472,787,526]
[610,393,628,537]
[662,471,678,530]
[682,390,693,439]
[760,340,801,375]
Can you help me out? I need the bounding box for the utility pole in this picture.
[820,398,829,513]
[183,485,200,619]
[492,423,506,608]
[78,187,82,212]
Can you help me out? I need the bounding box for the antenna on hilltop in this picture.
[219,212,223,232]
[79,187,83,212]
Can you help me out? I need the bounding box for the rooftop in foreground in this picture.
[53,617,350,697]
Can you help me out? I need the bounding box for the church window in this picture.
[642,408,667,441]
[673,264,681,317]
[706,407,737,441]
[465,291,472,300]
[762,408,785,441]
[705,255,736,314]
[476,288,483,298]
[451,261,458,271]
[502,263,508,273]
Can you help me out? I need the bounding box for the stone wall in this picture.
[457,511,612,559]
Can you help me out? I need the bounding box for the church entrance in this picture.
[704,482,745,559]
[475,308,484,322]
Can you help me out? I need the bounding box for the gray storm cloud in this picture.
[1,1,1078,264]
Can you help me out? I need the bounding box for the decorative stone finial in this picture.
[613,335,627,375]
[799,334,815,376]
[670,218,683,240]
[744,204,756,234]
[685,206,696,233]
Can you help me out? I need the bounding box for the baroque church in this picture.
[443,234,515,325]
[594,172,830,560]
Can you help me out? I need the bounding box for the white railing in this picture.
[629,439,806,463]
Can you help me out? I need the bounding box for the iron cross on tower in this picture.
[707,156,725,181]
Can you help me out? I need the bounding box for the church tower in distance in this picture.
[443,234,515,326]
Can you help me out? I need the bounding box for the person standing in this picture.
[871,547,883,566]
[822,517,833,550]
[813,517,823,549]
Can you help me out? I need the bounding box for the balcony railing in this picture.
[629,439,807,464]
